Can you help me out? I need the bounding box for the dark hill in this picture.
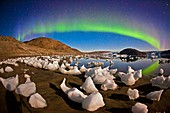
[119,48,147,57]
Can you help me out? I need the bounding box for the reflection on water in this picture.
[143,60,159,76]
[72,58,170,76]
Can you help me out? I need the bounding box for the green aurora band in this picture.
[143,60,159,75]
[19,21,160,49]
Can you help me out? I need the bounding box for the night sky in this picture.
[0,0,169,52]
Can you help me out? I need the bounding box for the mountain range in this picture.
[0,36,81,59]
[0,36,169,59]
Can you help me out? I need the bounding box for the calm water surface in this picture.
[72,58,170,76]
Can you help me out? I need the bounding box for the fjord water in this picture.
[72,58,170,76]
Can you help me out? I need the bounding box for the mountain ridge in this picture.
[24,37,81,54]
[0,36,81,59]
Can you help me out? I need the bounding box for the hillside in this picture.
[0,36,39,55]
[0,36,21,42]
[24,37,81,54]
[0,36,81,59]
[119,48,147,57]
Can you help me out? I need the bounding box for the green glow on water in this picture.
[143,60,159,75]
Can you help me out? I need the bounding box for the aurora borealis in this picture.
[20,21,160,49]
[0,0,169,51]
